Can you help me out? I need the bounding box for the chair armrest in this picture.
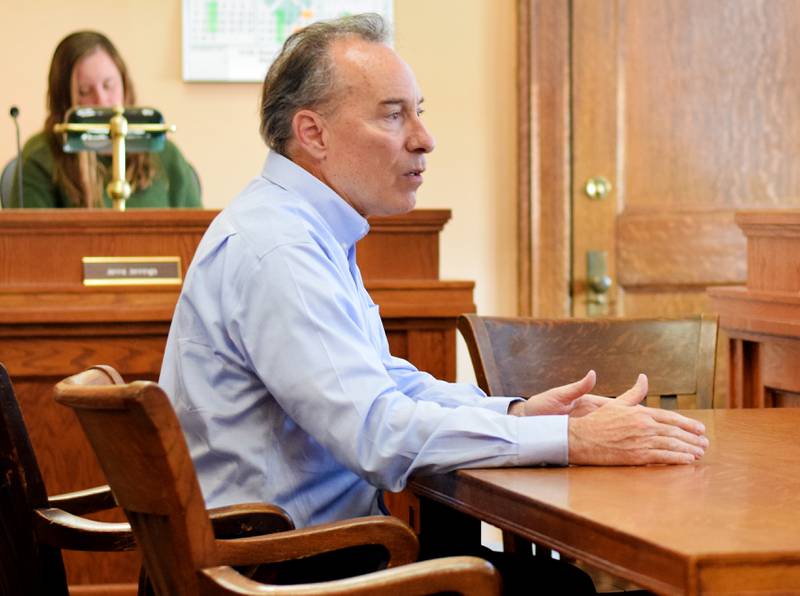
[47,484,118,515]
[208,502,295,538]
[33,507,136,551]
[198,556,500,596]
[213,515,417,568]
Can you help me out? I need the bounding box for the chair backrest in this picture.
[0,362,68,596]
[54,367,217,596]
[0,157,16,208]
[458,314,718,409]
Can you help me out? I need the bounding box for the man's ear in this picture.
[291,109,327,160]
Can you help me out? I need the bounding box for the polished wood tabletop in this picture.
[410,409,800,595]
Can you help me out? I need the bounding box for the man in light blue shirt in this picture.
[159,13,707,590]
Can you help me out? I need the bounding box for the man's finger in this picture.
[640,449,698,465]
[648,407,707,436]
[550,369,597,403]
[654,421,710,448]
[614,373,648,406]
[643,434,707,458]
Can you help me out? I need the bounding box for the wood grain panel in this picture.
[768,390,800,408]
[0,210,214,290]
[697,559,800,594]
[0,210,448,290]
[385,319,463,382]
[617,288,710,317]
[760,340,800,394]
[709,286,800,338]
[736,211,800,292]
[1,335,166,377]
[571,0,618,317]
[622,1,800,211]
[617,210,746,288]
[565,1,800,320]
[520,0,571,317]
[709,211,800,408]
[406,328,457,383]
[366,280,474,318]
[360,210,450,280]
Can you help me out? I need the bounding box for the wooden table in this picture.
[410,409,800,595]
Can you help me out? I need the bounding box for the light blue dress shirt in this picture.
[159,151,568,528]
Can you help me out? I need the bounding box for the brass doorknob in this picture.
[584,176,612,200]
[589,273,612,294]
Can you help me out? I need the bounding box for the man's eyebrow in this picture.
[379,97,426,107]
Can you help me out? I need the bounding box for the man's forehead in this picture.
[331,37,421,100]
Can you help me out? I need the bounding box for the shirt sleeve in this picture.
[228,239,568,492]
[384,353,524,415]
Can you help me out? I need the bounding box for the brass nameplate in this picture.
[82,256,182,286]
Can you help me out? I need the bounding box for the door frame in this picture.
[517,0,573,317]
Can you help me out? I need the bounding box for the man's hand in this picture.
[508,370,614,417]
[568,374,708,465]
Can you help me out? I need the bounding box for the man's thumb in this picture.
[615,373,648,406]
[555,370,597,402]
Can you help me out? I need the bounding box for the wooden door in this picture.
[571,0,800,320]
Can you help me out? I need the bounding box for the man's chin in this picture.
[371,195,417,217]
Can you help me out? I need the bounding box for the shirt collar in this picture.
[261,151,370,248]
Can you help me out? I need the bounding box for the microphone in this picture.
[9,106,23,208]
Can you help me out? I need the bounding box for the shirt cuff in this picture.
[479,396,524,414]
[516,414,569,466]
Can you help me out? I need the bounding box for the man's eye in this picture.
[417,109,425,117]
[387,112,402,120]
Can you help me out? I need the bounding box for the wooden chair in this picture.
[457,313,718,570]
[0,361,311,595]
[459,313,718,410]
[0,361,136,596]
[54,366,501,596]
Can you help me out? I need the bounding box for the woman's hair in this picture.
[259,13,389,156]
[45,31,154,207]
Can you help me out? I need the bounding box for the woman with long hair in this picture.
[10,31,201,208]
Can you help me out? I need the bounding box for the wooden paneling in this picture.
[570,0,618,317]
[572,0,800,316]
[519,0,800,353]
[617,211,746,287]
[519,0,572,317]
[709,210,800,407]
[0,210,211,292]
[0,208,474,591]
[738,214,800,292]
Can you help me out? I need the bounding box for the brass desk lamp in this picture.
[54,106,176,211]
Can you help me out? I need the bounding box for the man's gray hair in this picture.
[259,13,389,156]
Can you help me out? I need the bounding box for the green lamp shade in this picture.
[61,106,167,154]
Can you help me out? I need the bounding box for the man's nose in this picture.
[408,118,436,154]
